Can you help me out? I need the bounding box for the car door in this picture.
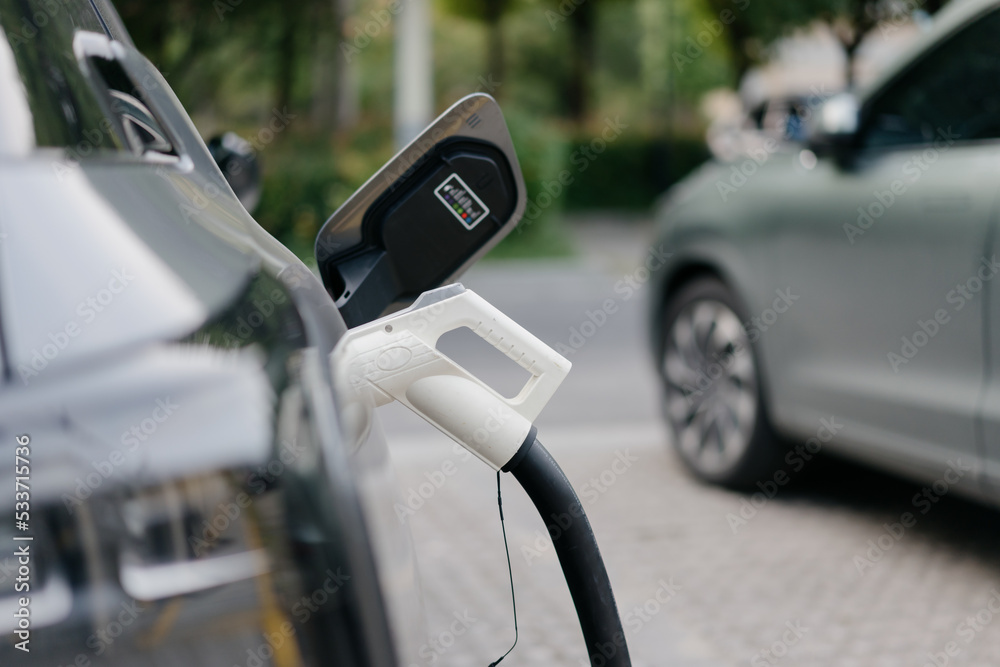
[980,215,1000,501]
[765,6,1000,487]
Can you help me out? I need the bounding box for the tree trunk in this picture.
[482,0,507,97]
[567,2,595,125]
[486,16,505,94]
[309,0,343,131]
[841,0,876,90]
[704,0,753,85]
[276,8,298,119]
[335,0,361,129]
[844,41,860,89]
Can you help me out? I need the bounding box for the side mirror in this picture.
[208,132,262,213]
[315,93,526,327]
[807,92,860,164]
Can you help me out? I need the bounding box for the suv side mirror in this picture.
[208,132,262,213]
[807,92,860,164]
[314,93,526,327]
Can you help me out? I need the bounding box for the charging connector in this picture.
[332,284,630,667]
[331,284,570,469]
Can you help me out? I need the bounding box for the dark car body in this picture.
[0,1,421,663]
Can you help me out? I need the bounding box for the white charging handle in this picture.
[331,284,571,469]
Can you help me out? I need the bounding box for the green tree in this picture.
[545,0,633,125]
[818,0,948,86]
[439,0,517,89]
[704,0,951,88]
[116,0,336,121]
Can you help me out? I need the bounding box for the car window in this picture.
[84,47,177,157]
[0,0,122,151]
[862,8,1000,149]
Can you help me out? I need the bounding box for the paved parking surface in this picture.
[380,220,1000,667]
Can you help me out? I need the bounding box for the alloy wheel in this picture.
[662,299,759,477]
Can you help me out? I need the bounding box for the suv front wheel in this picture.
[659,277,781,488]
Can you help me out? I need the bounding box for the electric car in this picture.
[0,1,627,665]
[0,0,428,662]
[651,0,1000,501]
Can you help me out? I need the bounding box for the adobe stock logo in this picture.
[887,255,1000,373]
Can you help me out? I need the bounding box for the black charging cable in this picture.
[501,427,631,667]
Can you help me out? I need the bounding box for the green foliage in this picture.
[500,7,575,115]
[562,132,711,211]
[496,107,572,252]
[432,10,489,101]
[439,0,516,22]
[704,0,953,83]
[252,124,396,260]
[667,0,737,101]
[252,147,338,261]
[123,0,948,261]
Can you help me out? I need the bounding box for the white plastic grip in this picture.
[406,289,566,423]
[331,284,571,469]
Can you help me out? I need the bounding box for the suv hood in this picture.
[0,158,255,387]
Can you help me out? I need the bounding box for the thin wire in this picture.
[488,471,518,666]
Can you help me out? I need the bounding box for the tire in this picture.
[658,276,781,488]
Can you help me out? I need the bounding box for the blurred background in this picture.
[113,0,944,261]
